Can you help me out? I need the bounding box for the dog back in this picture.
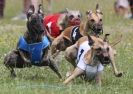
[71,26,83,44]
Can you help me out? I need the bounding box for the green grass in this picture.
[0,0,133,94]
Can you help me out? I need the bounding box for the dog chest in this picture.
[77,41,90,62]
[85,63,104,81]
[18,36,50,63]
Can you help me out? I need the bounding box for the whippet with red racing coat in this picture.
[43,8,82,41]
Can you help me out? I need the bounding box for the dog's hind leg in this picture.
[4,52,17,77]
[5,64,16,77]
[10,67,16,77]
[48,59,62,79]
[65,43,78,67]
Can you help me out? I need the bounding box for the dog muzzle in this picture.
[91,23,103,35]
[68,18,81,26]
[101,56,111,65]
[93,26,103,34]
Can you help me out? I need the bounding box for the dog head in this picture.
[26,5,44,35]
[86,4,103,35]
[65,8,82,26]
[85,34,111,65]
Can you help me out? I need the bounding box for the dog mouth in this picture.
[102,57,111,65]
[69,18,81,26]
[91,24,103,35]
[93,27,102,34]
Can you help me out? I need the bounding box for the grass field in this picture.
[0,0,133,94]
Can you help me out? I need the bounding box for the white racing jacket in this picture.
[76,41,104,80]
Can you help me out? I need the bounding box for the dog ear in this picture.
[65,8,69,13]
[86,10,92,16]
[38,4,44,16]
[27,5,35,20]
[103,34,110,42]
[78,10,82,18]
[96,3,99,11]
[96,4,103,15]
[88,35,94,46]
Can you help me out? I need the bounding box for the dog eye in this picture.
[90,19,95,23]
[69,15,74,20]
[99,19,102,21]
[78,15,81,18]
[96,47,102,51]
[107,47,109,51]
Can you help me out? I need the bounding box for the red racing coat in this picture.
[43,13,62,38]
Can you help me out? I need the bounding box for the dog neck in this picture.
[24,31,43,44]
[84,48,100,66]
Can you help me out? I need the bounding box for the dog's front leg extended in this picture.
[42,47,62,79]
[109,47,122,77]
[95,71,103,87]
[48,59,62,79]
[63,67,84,85]
[50,35,63,58]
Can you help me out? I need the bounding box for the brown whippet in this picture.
[63,34,122,86]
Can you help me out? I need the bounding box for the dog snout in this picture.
[73,18,81,25]
[103,52,109,57]
[96,23,103,29]
[36,22,44,33]
[69,18,81,26]
[102,56,110,64]
[92,23,103,34]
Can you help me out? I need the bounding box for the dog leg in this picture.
[51,35,64,58]
[48,59,62,79]
[10,67,16,77]
[4,52,17,77]
[95,71,103,87]
[51,36,61,55]
[64,44,78,67]
[5,64,16,77]
[109,47,122,77]
[5,63,16,77]
[63,67,84,85]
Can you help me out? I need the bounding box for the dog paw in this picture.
[66,71,72,77]
[59,78,64,82]
[115,72,122,77]
[11,73,17,78]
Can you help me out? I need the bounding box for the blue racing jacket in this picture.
[18,36,50,64]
